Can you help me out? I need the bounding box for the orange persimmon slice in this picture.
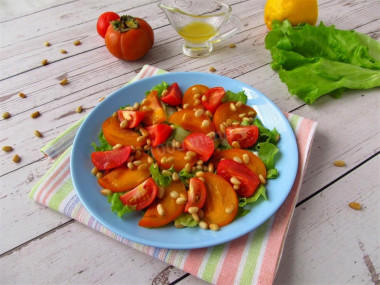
[169,109,215,135]
[202,172,238,227]
[98,152,151,192]
[213,102,257,133]
[140,90,166,126]
[102,116,146,147]
[210,149,267,178]
[182,84,209,110]
[138,180,187,228]
[151,145,197,172]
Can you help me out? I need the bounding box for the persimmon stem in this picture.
[111,15,139,32]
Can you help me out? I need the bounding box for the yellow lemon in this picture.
[264,0,318,30]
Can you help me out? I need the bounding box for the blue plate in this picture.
[71,72,298,249]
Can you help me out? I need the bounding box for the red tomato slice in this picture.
[161,82,182,106]
[183,133,214,162]
[201,87,225,113]
[117,110,146,129]
[146,124,172,147]
[217,159,261,197]
[96,12,120,38]
[91,146,131,170]
[225,125,259,148]
[184,177,207,212]
[119,177,158,211]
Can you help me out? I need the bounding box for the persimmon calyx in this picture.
[111,15,139,32]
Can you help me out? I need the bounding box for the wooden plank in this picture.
[274,155,380,284]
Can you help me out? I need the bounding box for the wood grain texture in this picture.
[1,0,379,284]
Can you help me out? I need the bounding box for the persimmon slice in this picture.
[140,90,166,126]
[169,109,215,134]
[210,149,266,178]
[151,145,197,171]
[182,84,209,110]
[102,116,146,147]
[213,102,257,133]
[98,152,151,192]
[202,172,238,227]
[138,180,187,228]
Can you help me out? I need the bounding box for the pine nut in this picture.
[195,109,204,117]
[3,112,11,119]
[41,59,48,66]
[193,93,201,99]
[157,204,165,216]
[99,97,105,102]
[348,202,362,210]
[248,111,255,116]
[206,131,215,139]
[161,157,167,164]
[174,222,185,229]
[198,177,205,182]
[230,177,241,185]
[233,184,240,190]
[183,103,190,109]
[175,141,182,148]
[161,89,168,97]
[225,205,235,214]
[186,151,196,157]
[184,163,192,173]
[96,172,103,179]
[73,40,81,46]
[166,156,174,164]
[176,197,187,205]
[44,41,50,46]
[31,111,40,118]
[220,124,226,133]
[133,160,142,166]
[199,221,208,229]
[162,169,172,176]
[231,141,240,148]
[194,99,201,105]
[208,163,214,173]
[127,162,134,169]
[209,66,216,72]
[134,150,141,159]
[202,95,207,102]
[146,139,152,146]
[91,167,99,175]
[236,101,243,107]
[191,212,200,222]
[2,146,13,152]
[242,154,249,164]
[172,172,179,181]
[138,163,148,170]
[201,120,210,128]
[233,156,243,163]
[120,120,128,128]
[12,154,21,163]
[19,92,26,98]
[192,87,200,94]
[170,191,179,199]
[230,103,236,111]
[34,130,43,138]
[334,160,346,167]
[259,174,266,184]
[137,135,146,142]
[100,189,112,196]
[60,49,67,54]
[229,43,237,48]
[195,171,204,177]
[197,160,204,166]
[209,224,219,231]
[75,106,83,113]
[226,119,232,126]
[147,156,154,164]
[188,206,199,214]
[60,78,68,85]
[238,113,246,118]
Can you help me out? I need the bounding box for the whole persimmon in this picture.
[105,15,154,61]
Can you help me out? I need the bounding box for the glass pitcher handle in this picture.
[210,14,242,44]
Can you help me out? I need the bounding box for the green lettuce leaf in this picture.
[265,20,380,104]
[178,168,194,187]
[257,141,279,175]
[222,90,248,104]
[145,81,169,97]
[174,213,198,227]
[149,163,172,187]
[107,193,135,217]
[91,130,113,151]
[238,184,268,208]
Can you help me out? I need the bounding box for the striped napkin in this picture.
[30,65,317,285]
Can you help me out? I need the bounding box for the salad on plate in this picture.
[90,81,281,231]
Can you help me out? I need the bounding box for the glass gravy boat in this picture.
[159,0,242,57]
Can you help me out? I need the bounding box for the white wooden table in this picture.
[1,0,379,284]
